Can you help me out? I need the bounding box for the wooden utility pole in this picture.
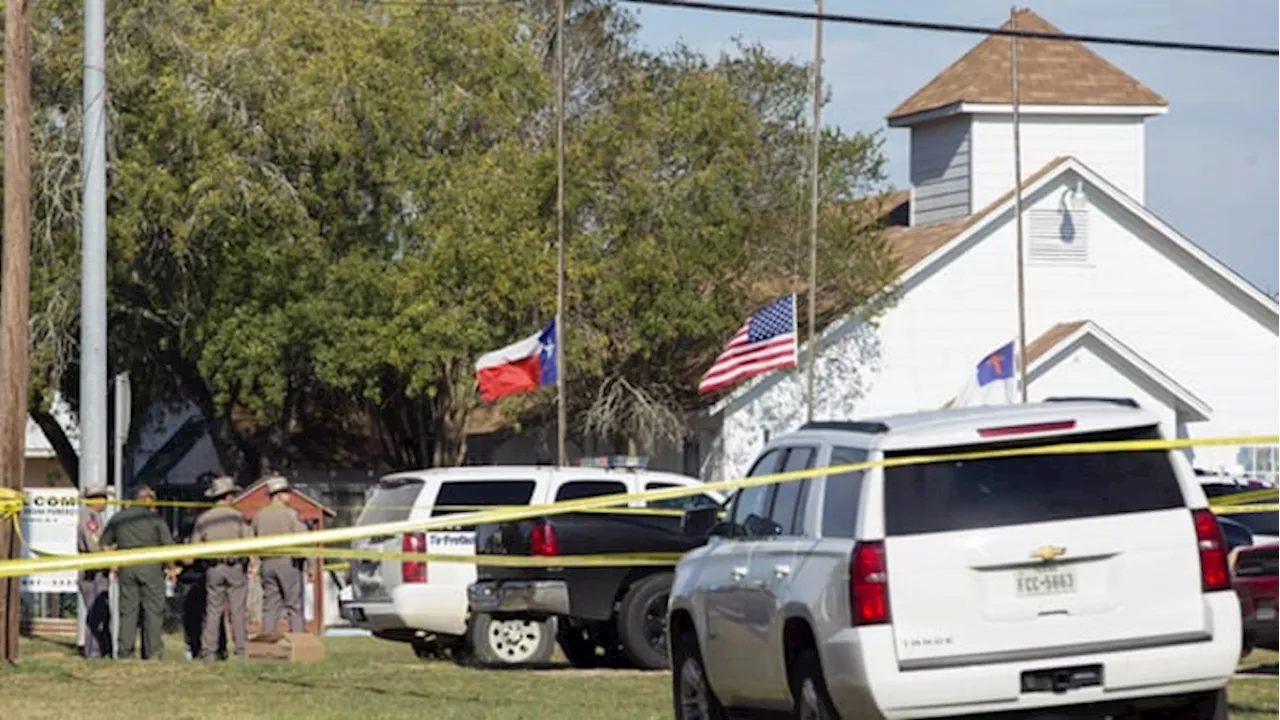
[0,0,34,662]
[1010,6,1030,403]
[804,0,823,422]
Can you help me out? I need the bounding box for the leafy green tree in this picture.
[16,0,896,477]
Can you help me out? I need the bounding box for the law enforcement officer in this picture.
[252,475,308,633]
[77,483,112,659]
[101,485,176,659]
[189,476,252,659]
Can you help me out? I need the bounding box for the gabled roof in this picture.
[707,156,1279,417]
[942,320,1213,421]
[887,9,1167,123]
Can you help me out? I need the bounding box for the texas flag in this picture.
[475,320,558,403]
[952,340,1018,408]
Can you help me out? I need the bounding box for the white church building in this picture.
[703,9,1279,481]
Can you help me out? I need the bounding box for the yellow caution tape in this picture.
[51,498,693,517]
[258,546,682,568]
[1,433,1275,579]
[1208,488,1278,507]
[0,487,30,552]
[1212,504,1280,514]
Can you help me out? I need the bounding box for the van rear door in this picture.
[882,425,1207,670]
[351,476,425,603]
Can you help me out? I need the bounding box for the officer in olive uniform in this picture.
[189,476,252,659]
[100,485,176,659]
[251,475,308,633]
[77,484,112,658]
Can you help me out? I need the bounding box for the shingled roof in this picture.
[888,8,1167,122]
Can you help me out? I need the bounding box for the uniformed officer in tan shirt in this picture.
[252,475,308,633]
[77,484,112,658]
[189,476,252,659]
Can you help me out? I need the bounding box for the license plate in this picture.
[1016,566,1078,597]
[1257,601,1276,621]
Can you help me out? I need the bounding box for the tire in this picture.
[790,648,840,720]
[615,572,673,670]
[671,631,727,720]
[557,625,605,668]
[465,613,556,667]
[1181,689,1228,720]
[1139,689,1228,720]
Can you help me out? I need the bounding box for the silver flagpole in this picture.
[554,0,568,465]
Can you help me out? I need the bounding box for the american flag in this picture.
[698,294,798,395]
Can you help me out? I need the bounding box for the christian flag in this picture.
[475,319,558,403]
[952,340,1018,408]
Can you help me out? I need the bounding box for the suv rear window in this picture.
[883,426,1185,536]
[432,480,537,517]
[357,478,425,525]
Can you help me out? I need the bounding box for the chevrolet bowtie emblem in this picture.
[1031,545,1067,562]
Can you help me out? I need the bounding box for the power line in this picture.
[620,0,1280,57]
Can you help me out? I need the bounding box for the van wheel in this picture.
[616,572,673,670]
[671,631,726,720]
[466,613,556,667]
[790,648,839,720]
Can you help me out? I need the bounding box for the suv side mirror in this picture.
[681,506,721,539]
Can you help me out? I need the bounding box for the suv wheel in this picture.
[671,631,726,720]
[790,648,838,720]
[466,613,556,667]
[616,572,673,670]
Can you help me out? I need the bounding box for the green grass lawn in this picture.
[0,635,1274,719]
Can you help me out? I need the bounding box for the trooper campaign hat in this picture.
[265,475,291,496]
[205,475,240,499]
[82,483,109,499]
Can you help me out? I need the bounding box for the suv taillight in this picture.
[402,532,427,583]
[851,541,890,625]
[530,521,560,557]
[1191,509,1230,592]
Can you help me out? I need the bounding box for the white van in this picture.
[340,462,720,665]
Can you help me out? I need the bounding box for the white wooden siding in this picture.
[716,169,1277,480]
[909,115,971,225]
[1027,207,1090,265]
[970,115,1146,209]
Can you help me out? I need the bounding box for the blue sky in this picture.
[631,0,1279,295]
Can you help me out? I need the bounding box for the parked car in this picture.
[468,457,725,669]
[668,398,1240,720]
[1233,542,1278,656]
[1219,516,1256,553]
[339,462,716,666]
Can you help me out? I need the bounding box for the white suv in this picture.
[340,462,719,665]
[668,399,1240,719]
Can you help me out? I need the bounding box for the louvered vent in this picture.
[1027,208,1089,264]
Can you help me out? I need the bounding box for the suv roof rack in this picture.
[799,420,890,435]
[1044,396,1140,409]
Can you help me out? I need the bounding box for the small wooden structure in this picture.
[232,479,336,635]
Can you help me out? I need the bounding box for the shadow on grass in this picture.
[254,674,479,703]
[1237,663,1278,676]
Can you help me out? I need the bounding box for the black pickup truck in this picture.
[468,505,721,669]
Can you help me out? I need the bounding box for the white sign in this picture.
[20,488,80,593]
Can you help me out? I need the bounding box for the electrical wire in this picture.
[616,0,1280,58]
